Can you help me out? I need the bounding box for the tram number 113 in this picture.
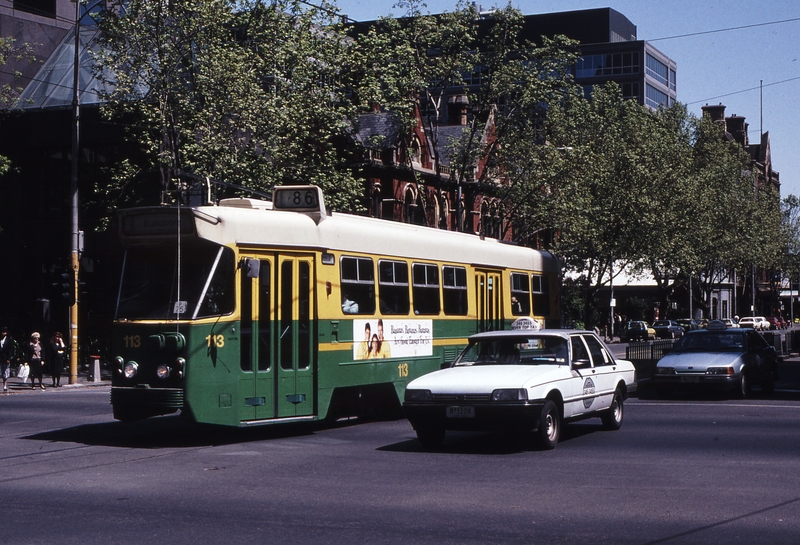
[397,363,409,378]
[206,334,225,348]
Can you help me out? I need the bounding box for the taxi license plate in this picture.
[680,376,700,383]
[446,406,475,418]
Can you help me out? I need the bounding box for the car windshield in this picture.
[672,331,745,352]
[454,336,568,366]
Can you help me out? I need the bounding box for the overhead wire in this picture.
[648,16,800,42]
[645,15,800,105]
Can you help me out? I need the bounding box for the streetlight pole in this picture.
[68,0,82,384]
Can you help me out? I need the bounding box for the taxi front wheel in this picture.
[537,399,561,450]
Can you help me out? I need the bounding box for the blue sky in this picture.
[332,0,800,197]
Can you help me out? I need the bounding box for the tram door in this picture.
[240,257,275,421]
[475,270,502,332]
[276,255,315,418]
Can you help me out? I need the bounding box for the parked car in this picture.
[722,318,740,328]
[403,326,637,450]
[766,317,780,330]
[739,316,769,330]
[677,319,699,333]
[767,316,787,330]
[621,320,655,342]
[652,319,684,339]
[654,320,778,398]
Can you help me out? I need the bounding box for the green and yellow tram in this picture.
[111,185,561,426]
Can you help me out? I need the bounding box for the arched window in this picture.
[429,193,440,229]
[489,202,501,239]
[403,185,426,226]
[370,184,382,218]
[439,194,450,230]
[410,136,422,167]
[479,201,489,236]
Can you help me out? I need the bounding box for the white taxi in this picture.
[403,323,637,450]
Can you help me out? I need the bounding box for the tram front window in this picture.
[116,242,235,320]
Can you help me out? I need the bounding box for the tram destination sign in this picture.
[121,209,196,237]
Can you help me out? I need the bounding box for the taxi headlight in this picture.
[492,388,528,401]
[404,389,433,402]
[123,361,138,379]
[706,367,734,375]
[655,367,675,375]
[156,364,171,379]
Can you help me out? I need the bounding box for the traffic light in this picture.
[51,267,75,307]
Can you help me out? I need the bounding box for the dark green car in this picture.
[621,321,655,342]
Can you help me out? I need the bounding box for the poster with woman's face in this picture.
[352,319,433,360]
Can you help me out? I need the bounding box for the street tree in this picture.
[780,194,800,316]
[352,1,578,230]
[686,112,783,316]
[94,0,362,211]
[539,84,680,327]
[0,36,35,177]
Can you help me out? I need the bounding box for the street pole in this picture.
[69,0,81,384]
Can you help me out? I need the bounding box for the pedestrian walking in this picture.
[48,332,66,388]
[0,326,13,392]
[26,332,46,390]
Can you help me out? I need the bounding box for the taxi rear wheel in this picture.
[601,388,624,430]
[537,399,560,450]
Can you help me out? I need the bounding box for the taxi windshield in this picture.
[672,331,744,352]
[455,336,568,366]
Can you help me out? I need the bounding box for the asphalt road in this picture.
[1,385,800,545]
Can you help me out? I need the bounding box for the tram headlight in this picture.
[174,358,186,379]
[123,361,139,379]
[114,356,124,374]
[156,364,171,379]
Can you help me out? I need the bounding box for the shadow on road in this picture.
[378,421,609,455]
[26,415,319,449]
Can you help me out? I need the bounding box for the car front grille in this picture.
[432,393,492,402]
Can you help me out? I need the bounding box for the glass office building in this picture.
[518,8,677,110]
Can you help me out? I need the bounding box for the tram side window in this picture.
[378,260,410,314]
[510,272,531,316]
[341,256,376,314]
[531,275,550,317]
[442,265,468,315]
[413,263,440,315]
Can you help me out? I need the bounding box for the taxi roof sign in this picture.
[511,317,541,331]
[706,319,727,331]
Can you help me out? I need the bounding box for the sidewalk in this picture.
[2,365,111,394]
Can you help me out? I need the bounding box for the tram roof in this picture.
[121,200,559,273]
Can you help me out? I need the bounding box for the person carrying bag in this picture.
[25,332,46,390]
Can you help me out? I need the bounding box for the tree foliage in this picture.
[353,1,579,229]
[0,36,35,177]
[94,0,362,210]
